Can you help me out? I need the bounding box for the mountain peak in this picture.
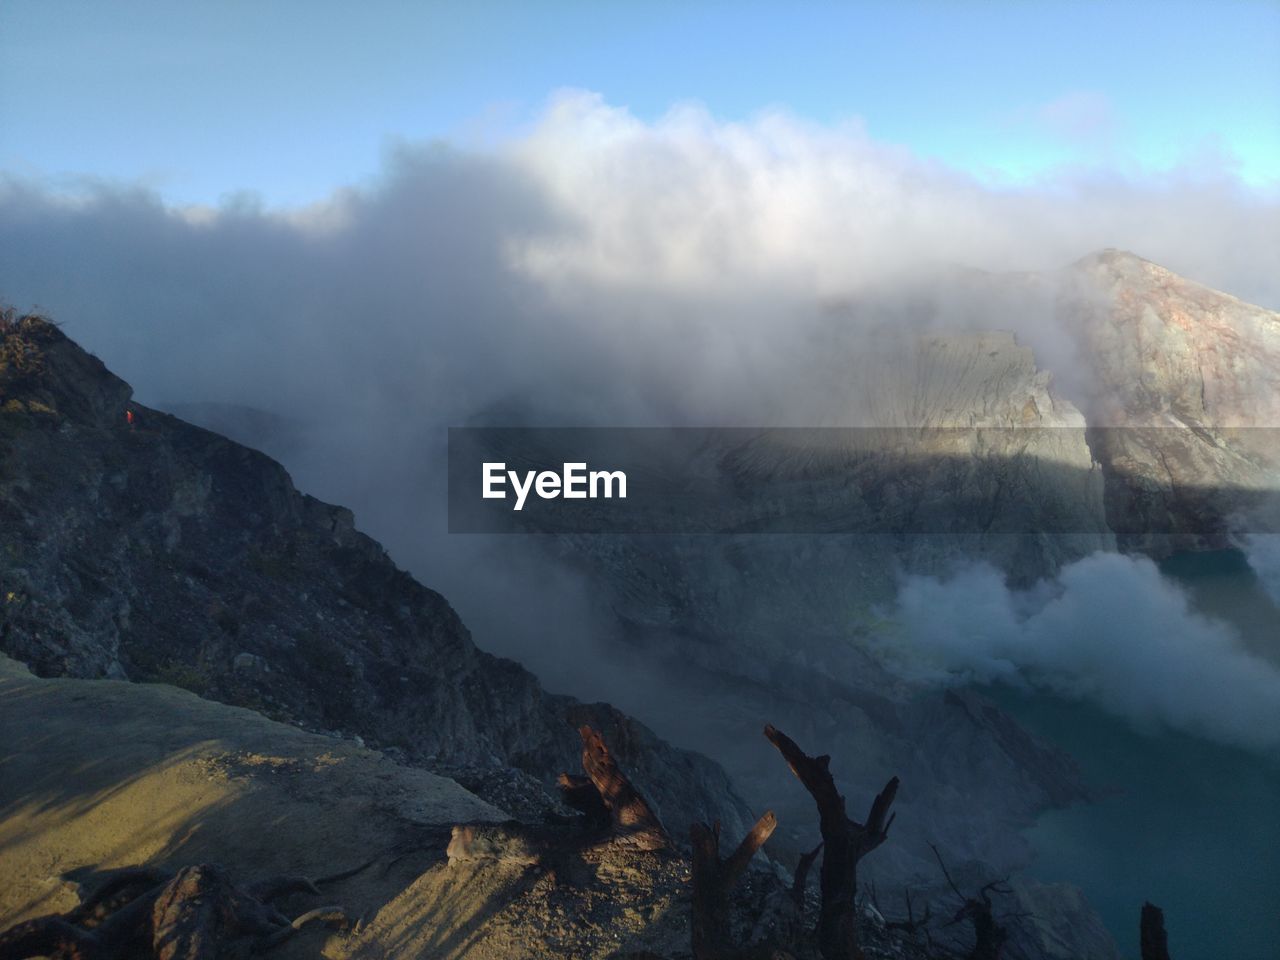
[0,310,132,427]
[1071,247,1170,277]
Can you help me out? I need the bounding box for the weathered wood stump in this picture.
[689,812,777,960]
[574,725,668,850]
[1140,902,1172,960]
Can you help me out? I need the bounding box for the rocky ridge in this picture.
[1061,250,1280,554]
[0,313,753,843]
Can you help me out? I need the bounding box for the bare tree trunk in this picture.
[576,725,668,849]
[965,908,1008,960]
[1140,903,1172,960]
[689,812,777,960]
[764,724,898,960]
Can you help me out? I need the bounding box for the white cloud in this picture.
[501,91,1278,308]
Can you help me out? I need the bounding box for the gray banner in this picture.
[447,427,1280,535]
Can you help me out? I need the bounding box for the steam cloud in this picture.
[876,553,1280,753]
[2,90,1277,750]
[1240,534,1280,607]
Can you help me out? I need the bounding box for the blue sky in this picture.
[1,1,1277,207]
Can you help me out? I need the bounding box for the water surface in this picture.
[991,550,1280,960]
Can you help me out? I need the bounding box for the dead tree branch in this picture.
[764,723,899,960]
[690,812,778,960]
[869,884,930,934]
[929,844,1012,960]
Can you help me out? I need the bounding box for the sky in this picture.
[2,0,1277,207]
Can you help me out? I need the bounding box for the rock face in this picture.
[0,652,506,930]
[0,316,753,842]
[1060,249,1280,555]
[3,650,1040,960]
[1067,250,1280,428]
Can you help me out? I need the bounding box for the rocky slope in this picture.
[1060,249,1280,554]
[0,653,504,936]
[0,653,1110,960]
[0,313,753,843]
